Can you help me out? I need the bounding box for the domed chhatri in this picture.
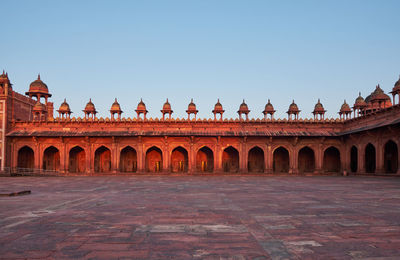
[135,98,148,119]
[339,100,352,120]
[110,98,123,120]
[287,100,300,120]
[161,98,173,120]
[312,99,326,120]
[212,99,224,121]
[390,75,400,105]
[0,70,12,94]
[57,98,72,119]
[237,99,250,121]
[32,100,47,121]
[83,98,97,119]
[262,99,275,120]
[25,74,52,104]
[353,92,367,117]
[364,84,392,113]
[186,98,198,120]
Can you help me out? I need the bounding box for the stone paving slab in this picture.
[0,176,399,259]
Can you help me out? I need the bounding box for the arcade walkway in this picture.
[0,176,399,259]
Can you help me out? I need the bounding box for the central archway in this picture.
[146,146,163,172]
[69,146,86,173]
[94,146,111,173]
[222,146,239,172]
[298,146,315,173]
[17,146,34,169]
[120,146,137,172]
[273,147,289,173]
[384,140,398,173]
[196,146,214,172]
[171,146,188,172]
[248,146,264,172]
[323,146,340,173]
[43,146,60,171]
[365,143,376,173]
[350,146,358,173]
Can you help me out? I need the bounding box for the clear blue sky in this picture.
[2,0,399,119]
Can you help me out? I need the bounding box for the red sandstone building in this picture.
[0,71,399,175]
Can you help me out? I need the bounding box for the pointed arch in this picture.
[222,146,239,173]
[248,146,264,172]
[384,140,398,173]
[146,146,163,172]
[323,146,341,173]
[196,146,214,172]
[17,146,34,168]
[298,146,315,173]
[365,143,376,173]
[171,146,188,172]
[43,146,60,171]
[120,146,137,172]
[69,146,86,173]
[94,146,111,173]
[273,146,289,173]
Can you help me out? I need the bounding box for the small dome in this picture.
[340,100,352,113]
[137,98,147,111]
[186,98,198,113]
[263,99,275,114]
[110,98,122,113]
[163,98,172,111]
[354,92,367,108]
[58,98,71,113]
[238,99,250,113]
[26,74,52,97]
[392,75,400,92]
[370,85,391,101]
[313,99,325,113]
[32,101,46,112]
[287,100,300,113]
[213,99,224,113]
[83,98,97,113]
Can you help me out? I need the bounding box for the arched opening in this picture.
[43,146,60,171]
[171,146,188,172]
[273,147,289,173]
[248,146,264,172]
[119,146,137,172]
[17,146,34,168]
[146,146,163,172]
[298,146,315,173]
[94,146,111,173]
[69,146,86,173]
[384,140,398,173]
[323,146,340,173]
[222,146,239,172]
[196,146,214,172]
[350,146,358,173]
[365,143,376,173]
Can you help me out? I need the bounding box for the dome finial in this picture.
[64,98,66,102]
[191,98,193,103]
[38,73,40,80]
[89,98,92,102]
[218,98,220,102]
[115,98,117,102]
[318,98,320,103]
[166,98,169,102]
[268,99,270,103]
[2,70,4,75]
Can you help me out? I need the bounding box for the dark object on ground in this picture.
[0,190,31,197]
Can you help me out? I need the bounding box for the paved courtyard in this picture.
[0,176,400,259]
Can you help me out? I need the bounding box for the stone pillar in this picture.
[137,137,144,173]
[86,140,92,175]
[111,142,117,174]
[341,145,348,174]
[376,139,385,174]
[189,143,195,174]
[239,140,247,173]
[265,144,272,173]
[215,138,222,172]
[316,144,323,174]
[34,140,40,170]
[60,141,66,174]
[291,147,298,174]
[358,144,365,174]
[163,144,169,173]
